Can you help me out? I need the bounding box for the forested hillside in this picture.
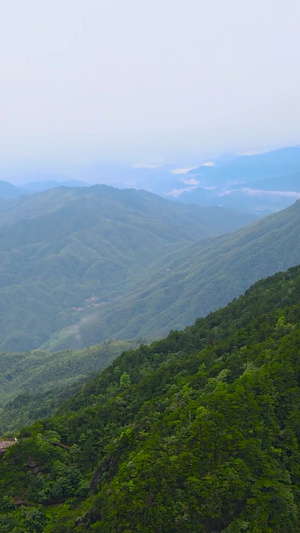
[1,265,300,531]
[0,338,142,435]
[0,185,255,352]
[52,198,300,350]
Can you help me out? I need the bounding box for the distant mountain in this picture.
[1,145,298,215]
[189,145,300,184]
[54,199,300,349]
[0,180,23,201]
[198,183,300,215]
[0,185,255,352]
[21,178,89,193]
[0,177,89,201]
[250,172,300,191]
[169,146,300,214]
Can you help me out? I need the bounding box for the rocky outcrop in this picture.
[0,438,17,457]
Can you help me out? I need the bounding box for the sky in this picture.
[1,0,300,180]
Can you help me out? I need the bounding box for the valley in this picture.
[0,184,256,352]
[43,197,300,351]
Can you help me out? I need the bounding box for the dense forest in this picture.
[0,338,142,435]
[1,264,300,531]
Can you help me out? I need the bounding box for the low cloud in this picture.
[242,188,300,198]
[172,162,216,175]
[168,186,199,198]
[169,183,216,198]
[181,178,200,185]
[219,189,234,197]
[171,167,198,175]
[219,188,300,199]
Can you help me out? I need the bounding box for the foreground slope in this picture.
[1,265,300,531]
[56,199,300,349]
[0,185,254,351]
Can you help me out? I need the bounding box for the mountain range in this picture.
[0,145,300,216]
[0,175,298,355]
[0,181,300,353]
[46,197,300,351]
[170,146,300,214]
[0,185,255,352]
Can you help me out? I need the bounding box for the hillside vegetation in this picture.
[51,199,300,350]
[0,265,300,531]
[0,185,255,352]
[0,338,142,435]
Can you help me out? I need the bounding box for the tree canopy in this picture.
[1,265,300,531]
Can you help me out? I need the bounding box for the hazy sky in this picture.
[1,0,300,173]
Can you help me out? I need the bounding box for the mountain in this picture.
[250,172,300,191]
[189,145,300,184]
[0,183,256,231]
[21,178,89,193]
[170,146,300,214]
[0,185,255,352]
[0,176,88,200]
[54,199,300,350]
[1,145,299,215]
[1,264,300,531]
[0,180,23,201]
